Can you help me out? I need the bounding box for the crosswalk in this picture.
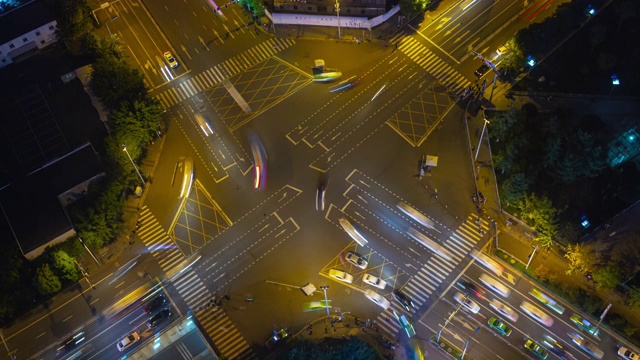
[389,34,472,96]
[137,206,254,359]
[375,213,489,336]
[154,38,296,109]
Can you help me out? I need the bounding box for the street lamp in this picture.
[122,144,146,185]
[461,326,480,359]
[525,244,539,270]
[474,118,490,161]
[320,285,331,318]
[335,0,341,39]
[106,15,119,39]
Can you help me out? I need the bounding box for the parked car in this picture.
[488,317,511,336]
[453,292,480,314]
[345,251,367,269]
[163,51,178,68]
[329,269,353,283]
[116,332,140,352]
[393,290,415,311]
[363,274,386,289]
[147,308,172,328]
[143,295,166,314]
[525,338,549,359]
[364,289,390,309]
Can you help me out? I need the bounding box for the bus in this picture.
[530,288,565,315]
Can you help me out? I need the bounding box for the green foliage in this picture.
[36,264,62,295]
[592,264,622,291]
[52,250,80,282]
[516,193,557,248]
[501,173,529,206]
[398,0,431,16]
[564,243,596,276]
[53,0,94,42]
[287,337,381,360]
[629,287,640,309]
[81,32,120,61]
[554,222,580,246]
[91,57,147,109]
[244,0,265,16]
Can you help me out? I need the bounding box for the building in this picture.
[0,0,58,68]
[268,0,390,17]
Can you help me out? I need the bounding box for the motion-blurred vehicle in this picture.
[489,299,519,321]
[163,51,178,68]
[116,332,140,352]
[180,157,194,198]
[543,335,578,360]
[474,63,490,77]
[470,249,503,276]
[329,269,353,283]
[453,292,480,314]
[249,134,267,190]
[195,114,214,137]
[479,273,510,297]
[618,346,640,360]
[530,288,565,314]
[302,300,331,312]
[143,294,166,314]
[345,251,367,269]
[393,310,416,337]
[364,289,390,310]
[457,280,486,299]
[525,338,549,359]
[316,184,326,211]
[520,301,554,327]
[393,290,415,311]
[396,202,435,229]
[56,332,85,356]
[488,317,512,336]
[147,308,172,328]
[569,332,603,359]
[570,313,599,335]
[496,44,509,56]
[363,274,386,289]
[406,227,453,261]
[265,329,288,350]
[338,218,368,246]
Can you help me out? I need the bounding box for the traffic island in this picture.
[429,335,473,360]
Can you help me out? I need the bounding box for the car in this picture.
[543,335,578,360]
[329,269,353,283]
[520,301,554,327]
[453,292,480,314]
[56,332,85,355]
[363,274,386,289]
[316,184,326,211]
[488,317,512,336]
[470,249,503,276]
[393,290,415,311]
[265,328,288,350]
[569,332,604,359]
[478,273,510,297]
[525,338,549,359]
[457,280,486,299]
[303,300,331,312]
[364,289,390,309]
[570,313,599,335]
[338,218,368,246]
[489,299,519,322]
[143,294,166,314]
[195,114,214,137]
[147,308,172,328]
[397,202,435,229]
[474,63,490,77]
[163,51,178,68]
[619,346,640,360]
[116,332,140,352]
[345,251,367,269]
[496,44,509,56]
[530,288,565,314]
[393,310,416,337]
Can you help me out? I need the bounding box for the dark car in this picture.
[474,64,490,77]
[393,290,414,311]
[458,281,487,299]
[265,328,289,350]
[147,308,172,328]
[143,295,166,314]
[56,332,85,355]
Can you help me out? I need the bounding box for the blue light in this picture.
[527,56,536,67]
[612,74,620,85]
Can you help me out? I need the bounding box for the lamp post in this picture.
[474,118,490,161]
[106,15,119,39]
[320,285,331,318]
[461,326,480,359]
[335,0,341,39]
[525,244,539,270]
[122,144,146,185]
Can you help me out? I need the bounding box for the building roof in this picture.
[0,143,104,257]
[0,0,56,45]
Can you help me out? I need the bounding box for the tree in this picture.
[399,0,431,16]
[91,57,147,109]
[245,0,266,17]
[628,287,640,309]
[36,264,62,295]
[592,264,622,291]
[564,243,596,276]
[501,173,529,207]
[52,250,80,282]
[54,0,94,42]
[516,193,557,249]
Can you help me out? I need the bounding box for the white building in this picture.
[0,0,58,68]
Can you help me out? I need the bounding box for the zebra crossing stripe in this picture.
[430,256,454,271]
[418,268,440,287]
[413,273,436,292]
[404,283,427,303]
[446,240,468,258]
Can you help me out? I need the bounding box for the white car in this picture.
[328,269,353,284]
[116,332,140,352]
[195,114,214,136]
[478,274,511,297]
[489,299,519,322]
[338,218,368,246]
[520,301,554,327]
[619,347,639,360]
[569,332,603,359]
[163,51,178,68]
[364,289,390,310]
[397,202,435,229]
[453,292,480,314]
[345,251,367,269]
[363,274,386,289]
